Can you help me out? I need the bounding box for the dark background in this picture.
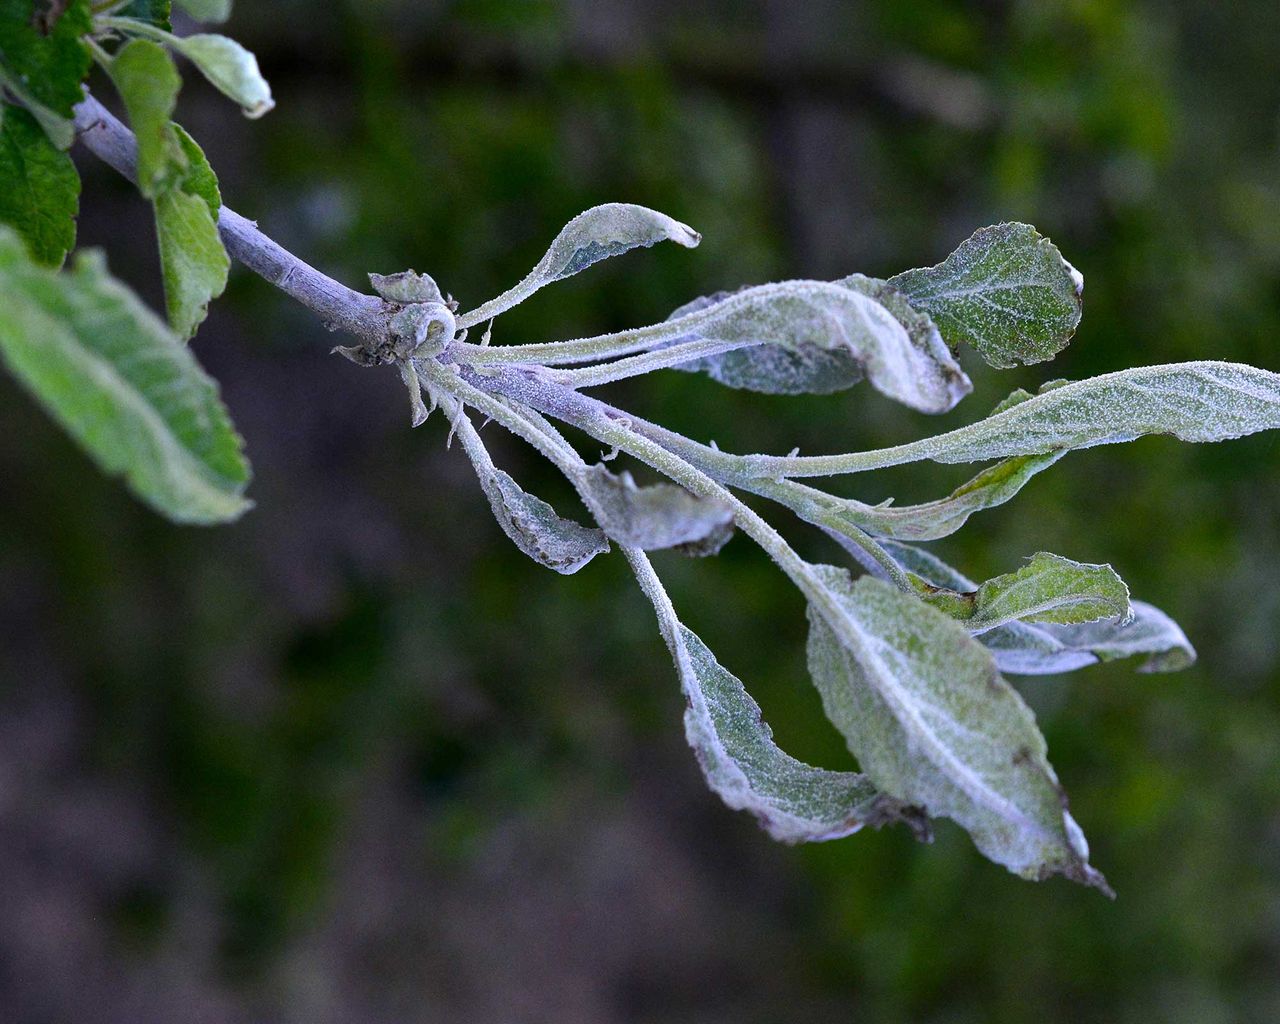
[3,1,1280,1021]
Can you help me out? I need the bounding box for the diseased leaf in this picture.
[174,0,231,23]
[108,38,184,197]
[764,362,1280,477]
[884,542,1195,675]
[666,290,865,395]
[804,565,1109,889]
[0,0,91,122]
[577,463,734,551]
[169,33,273,118]
[0,227,250,523]
[889,222,1083,369]
[454,414,608,574]
[912,551,1132,634]
[0,101,79,265]
[654,280,969,412]
[457,204,701,329]
[369,269,443,305]
[625,548,922,843]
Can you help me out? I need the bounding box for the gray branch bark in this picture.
[72,92,394,341]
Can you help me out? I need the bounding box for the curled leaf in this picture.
[804,565,1109,890]
[912,551,1132,634]
[885,542,1195,675]
[170,33,273,118]
[454,414,609,574]
[577,463,733,551]
[174,0,231,22]
[457,203,701,328]
[369,270,444,305]
[625,548,921,843]
[662,280,970,412]
[889,222,1083,369]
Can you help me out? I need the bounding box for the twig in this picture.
[71,91,394,341]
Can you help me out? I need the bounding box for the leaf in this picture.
[659,280,970,412]
[913,551,1132,634]
[108,38,184,197]
[369,269,444,305]
[666,290,865,395]
[454,415,608,574]
[624,548,922,843]
[0,101,79,265]
[0,0,91,121]
[169,33,272,118]
[457,203,701,329]
[804,565,1109,890]
[577,463,734,551]
[153,123,226,338]
[884,542,1195,675]
[174,0,231,22]
[0,227,250,523]
[889,222,1083,369]
[171,122,219,211]
[772,362,1280,477]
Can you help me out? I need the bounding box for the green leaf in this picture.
[0,0,91,120]
[117,0,171,29]
[889,222,1083,369]
[652,280,970,412]
[457,204,702,329]
[153,123,226,338]
[885,542,1195,675]
[454,414,609,574]
[171,121,219,211]
[174,0,231,23]
[0,227,250,522]
[168,33,272,118]
[912,551,1132,634]
[0,101,79,264]
[108,38,183,197]
[577,463,734,552]
[804,566,1109,890]
[625,548,922,843]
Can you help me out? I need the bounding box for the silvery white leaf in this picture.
[171,34,274,118]
[804,565,1109,890]
[457,204,701,328]
[369,270,444,305]
[578,463,734,551]
[625,549,922,843]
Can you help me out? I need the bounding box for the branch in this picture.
[71,91,394,341]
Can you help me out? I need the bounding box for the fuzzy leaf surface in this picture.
[661,280,970,411]
[0,228,249,522]
[889,222,1083,369]
[625,549,911,843]
[804,566,1108,889]
[108,38,184,197]
[578,464,734,551]
[885,542,1195,675]
[174,0,231,22]
[0,102,79,264]
[457,203,701,328]
[915,551,1132,634]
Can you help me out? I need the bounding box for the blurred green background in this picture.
[2,0,1280,1020]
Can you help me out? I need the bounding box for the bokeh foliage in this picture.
[2,0,1279,1020]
